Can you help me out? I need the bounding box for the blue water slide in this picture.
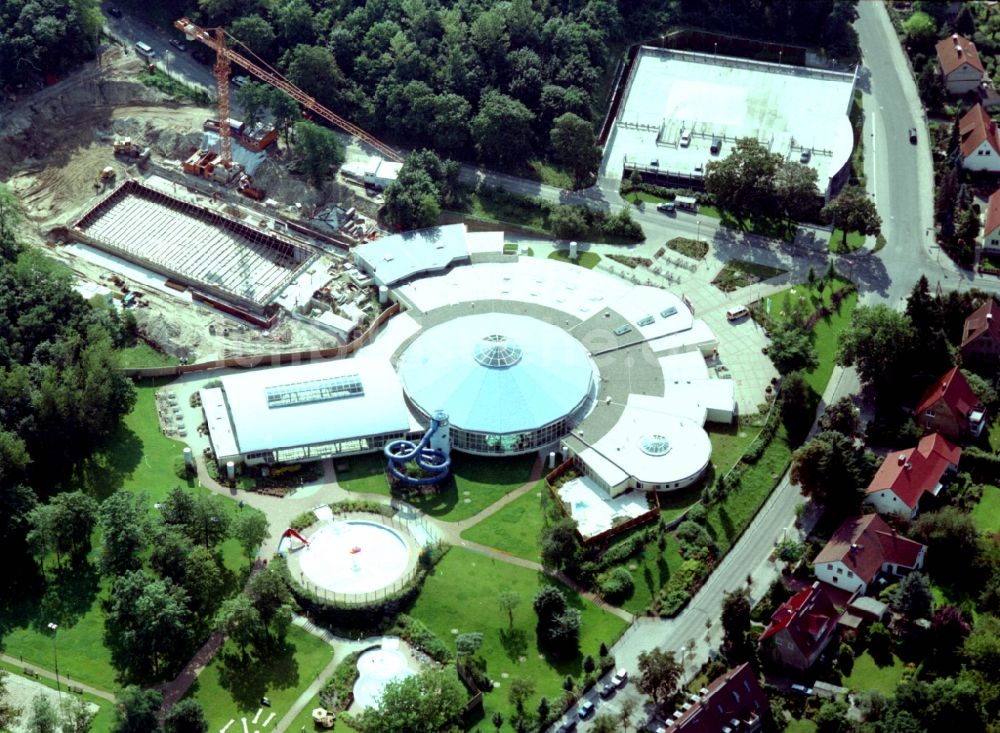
[383,417,451,486]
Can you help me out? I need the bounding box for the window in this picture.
[832,576,838,583]
[836,567,843,574]
[924,410,935,417]
[847,570,853,577]
[827,563,833,570]
[731,691,740,703]
[266,374,363,408]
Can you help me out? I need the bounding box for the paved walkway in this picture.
[0,653,116,703]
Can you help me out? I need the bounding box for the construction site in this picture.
[0,21,401,363]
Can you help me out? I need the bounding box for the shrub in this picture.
[597,567,635,603]
[391,614,454,663]
[319,650,362,712]
[676,520,714,554]
[173,457,194,480]
[290,511,318,531]
[686,503,707,524]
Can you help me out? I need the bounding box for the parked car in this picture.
[556,719,577,732]
[800,148,812,164]
[710,137,722,155]
[598,682,616,699]
[680,129,692,147]
[790,684,815,696]
[612,668,629,687]
[909,127,917,144]
[577,700,595,719]
[694,163,704,175]
[169,39,187,52]
[232,75,249,87]
[650,159,659,167]
[656,201,676,214]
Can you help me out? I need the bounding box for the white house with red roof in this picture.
[915,367,987,440]
[813,514,926,595]
[982,190,1000,251]
[864,433,962,519]
[959,104,1000,172]
[759,581,840,670]
[936,33,986,96]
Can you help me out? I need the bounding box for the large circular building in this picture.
[396,314,597,455]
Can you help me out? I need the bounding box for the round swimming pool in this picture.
[296,520,412,596]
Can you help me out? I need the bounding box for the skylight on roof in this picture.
[266,374,364,408]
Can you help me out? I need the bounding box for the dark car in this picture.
[577,700,594,719]
[107,6,122,18]
[656,201,676,214]
[909,127,917,144]
[710,137,722,155]
[598,682,616,699]
[800,148,812,164]
[169,39,187,52]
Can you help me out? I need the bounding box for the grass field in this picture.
[460,483,548,562]
[840,651,906,696]
[188,626,333,732]
[623,190,669,205]
[0,660,115,733]
[829,229,866,253]
[972,484,1000,534]
[335,453,391,495]
[764,279,858,395]
[548,250,601,269]
[410,547,627,730]
[618,534,684,615]
[528,161,574,190]
[708,423,760,478]
[712,261,787,292]
[783,719,817,733]
[116,342,179,368]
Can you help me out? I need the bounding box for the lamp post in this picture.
[47,622,63,710]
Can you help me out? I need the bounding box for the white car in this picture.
[680,130,692,147]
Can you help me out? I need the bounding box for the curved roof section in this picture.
[397,313,595,434]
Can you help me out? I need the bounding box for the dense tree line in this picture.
[0,185,137,570]
[0,0,103,89]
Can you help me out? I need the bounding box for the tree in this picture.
[927,606,971,675]
[179,545,225,621]
[59,697,96,733]
[234,82,274,128]
[540,517,581,571]
[704,137,783,221]
[268,90,301,147]
[817,396,861,437]
[470,90,535,168]
[619,696,638,731]
[821,186,882,246]
[246,566,294,644]
[768,320,818,375]
[229,14,275,56]
[779,371,816,447]
[98,491,150,577]
[636,648,682,703]
[491,711,503,732]
[774,161,819,227]
[722,589,752,660]
[791,431,867,516]
[0,670,21,733]
[890,571,933,621]
[111,687,163,733]
[164,699,209,733]
[953,4,975,35]
[902,11,937,44]
[917,63,944,110]
[355,668,466,733]
[814,699,851,733]
[232,510,269,560]
[549,205,588,240]
[837,305,915,398]
[591,714,618,733]
[382,170,440,231]
[291,120,345,187]
[507,677,534,714]
[498,591,520,629]
[964,614,1000,677]
[911,506,981,584]
[215,594,263,658]
[26,693,58,733]
[550,112,600,186]
[283,45,345,110]
[455,632,483,658]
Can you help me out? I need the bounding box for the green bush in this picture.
[675,520,713,554]
[173,456,194,480]
[319,650,362,712]
[597,567,635,603]
[685,503,707,524]
[290,511,318,531]
[391,614,454,664]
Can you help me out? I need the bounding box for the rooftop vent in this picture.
[898,453,906,465]
[905,462,912,471]
[988,312,994,321]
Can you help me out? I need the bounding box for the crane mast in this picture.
[175,17,402,164]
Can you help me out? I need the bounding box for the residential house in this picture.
[983,190,1000,251]
[958,104,1000,172]
[936,33,986,95]
[960,298,1000,367]
[668,663,767,733]
[915,367,987,440]
[813,514,926,594]
[864,433,962,519]
[759,582,840,670]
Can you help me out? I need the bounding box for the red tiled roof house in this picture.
[915,367,987,440]
[982,192,1000,252]
[813,514,926,595]
[864,433,962,519]
[759,582,839,670]
[958,104,1000,172]
[667,663,768,733]
[936,33,986,95]
[960,299,1000,366]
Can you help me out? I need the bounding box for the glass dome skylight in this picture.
[640,434,672,456]
[473,334,523,368]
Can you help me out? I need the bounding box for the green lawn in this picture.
[829,229,866,253]
[460,483,548,562]
[707,431,793,552]
[708,423,760,478]
[0,660,115,733]
[972,484,1000,534]
[548,250,601,269]
[840,651,906,696]
[712,261,788,292]
[765,279,858,395]
[335,452,391,496]
[410,547,627,731]
[286,695,355,733]
[188,626,333,732]
[623,190,669,204]
[528,160,574,189]
[116,342,180,369]
[618,534,684,615]
[988,418,1000,452]
[783,719,817,733]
